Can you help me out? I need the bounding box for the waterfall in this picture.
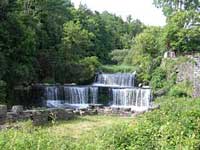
[42,72,152,110]
[45,86,59,100]
[112,88,151,108]
[93,73,135,87]
[90,87,98,104]
[64,86,89,104]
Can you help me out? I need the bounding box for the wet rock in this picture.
[32,110,49,126]
[154,89,167,97]
[89,104,103,109]
[12,105,23,114]
[49,108,74,120]
[73,110,80,116]
[80,110,88,116]
[6,112,18,123]
[120,108,131,112]
[87,109,98,115]
[148,104,160,111]
[111,107,120,114]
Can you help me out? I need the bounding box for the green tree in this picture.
[124,27,164,83]
[154,0,200,16]
[110,49,130,64]
[62,21,95,60]
[164,10,200,52]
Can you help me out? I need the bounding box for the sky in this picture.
[71,0,166,26]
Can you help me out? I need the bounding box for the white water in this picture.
[46,100,63,108]
[46,100,89,109]
[45,86,59,100]
[112,88,151,110]
[90,87,98,104]
[64,86,89,104]
[93,72,135,87]
[44,72,153,111]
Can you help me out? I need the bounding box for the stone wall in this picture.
[176,62,194,83]
[0,104,159,128]
[193,57,200,98]
[176,56,200,98]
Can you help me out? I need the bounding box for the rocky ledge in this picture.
[0,104,159,128]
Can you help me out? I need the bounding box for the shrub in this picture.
[80,97,200,150]
[168,82,193,97]
[151,67,167,90]
[53,56,102,84]
[109,49,130,64]
[79,56,102,84]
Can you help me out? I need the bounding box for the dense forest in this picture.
[0,0,199,104]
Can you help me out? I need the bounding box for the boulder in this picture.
[49,108,74,120]
[12,105,23,114]
[154,89,167,97]
[31,110,49,126]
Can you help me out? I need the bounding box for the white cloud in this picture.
[71,0,166,26]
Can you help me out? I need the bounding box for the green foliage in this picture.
[0,80,7,104]
[109,49,130,64]
[151,56,192,95]
[100,65,135,73]
[124,26,164,84]
[0,0,145,104]
[164,10,200,52]
[62,21,95,60]
[0,116,131,150]
[153,0,200,17]
[78,56,102,83]
[53,56,101,84]
[77,97,200,149]
[169,81,193,97]
[151,67,167,90]
[0,97,200,149]
[1,0,199,106]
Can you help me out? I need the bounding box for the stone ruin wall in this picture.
[0,104,160,129]
[176,56,200,98]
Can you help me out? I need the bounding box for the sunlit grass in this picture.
[46,115,133,139]
[0,115,133,150]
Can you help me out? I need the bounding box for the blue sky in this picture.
[71,0,166,26]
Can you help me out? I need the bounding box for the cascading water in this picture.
[93,72,136,87]
[45,86,99,108]
[42,72,152,111]
[64,86,89,104]
[45,86,63,107]
[112,88,151,108]
[45,86,59,100]
[90,87,98,104]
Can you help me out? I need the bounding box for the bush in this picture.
[168,82,193,97]
[51,56,101,84]
[151,67,167,90]
[79,56,102,84]
[109,49,130,64]
[77,97,200,150]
